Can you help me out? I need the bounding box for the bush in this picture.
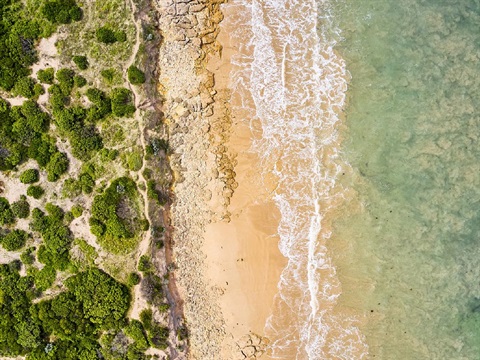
[73,75,87,88]
[0,197,15,225]
[126,151,143,171]
[72,55,88,70]
[96,27,117,44]
[19,169,39,184]
[11,199,30,218]
[100,69,117,83]
[46,152,69,181]
[138,255,151,272]
[124,320,148,350]
[127,272,141,287]
[127,66,146,85]
[34,265,56,290]
[71,205,83,218]
[20,247,35,265]
[56,68,75,96]
[37,68,55,84]
[34,84,45,98]
[90,177,145,253]
[27,185,44,199]
[13,77,36,98]
[111,88,135,117]
[42,0,83,24]
[1,229,28,251]
[115,31,127,42]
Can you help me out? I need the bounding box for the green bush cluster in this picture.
[1,229,29,251]
[0,197,15,225]
[20,247,36,265]
[0,264,131,358]
[96,27,127,44]
[139,309,169,349]
[26,185,44,199]
[90,177,145,254]
[72,55,88,70]
[41,0,82,24]
[11,197,30,219]
[127,65,146,85]
[13,77,37,99]
[0,99,67,172]
[111,88,136,117]
[20,168,39,184]
[30,204,72,273]
[37,68,55,84]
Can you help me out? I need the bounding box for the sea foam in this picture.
[223,0,368,358]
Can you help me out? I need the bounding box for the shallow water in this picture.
[221,0,480,358]
[331,0,480,358]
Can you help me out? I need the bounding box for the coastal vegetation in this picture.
[0,0,179,357]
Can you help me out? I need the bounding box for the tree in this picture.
[127,272,141,287]
[11,198,30,218]
[37,68,55,84]
[65,268,130,328]
[96,27,117,44]
[0,197,15,225]
[127,66,145,85]
[46,152,69,182]
[20,169,39,184]
[111,88,135,117]
[13,77,36,98]
[72,56,88,70]
[27,185,44,199]
[42,0,83,24]
[1,229,28,251]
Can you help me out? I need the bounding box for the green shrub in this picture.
[34,265,56,290]
[96,27,117,44]
[45,203,64,221]
[125,320,148,350]
[46,152,69,181]
[100,68,117,83]
[64,211,74,224]
[33,84,45,98]
[127,66,146,85]
[115,31,127,42]
[11,199,30,218]
[56,68,75,95]
[73,75,87,87]
[138,255,151,272]
[1,229,28,251]
[72,55,88,70]
[37,68,55,84]
[126,151,143,171]
[111,88,135,117]
[71,205,83,218]
[139,308,153,330]
[42,0,83,24]
[90,177,145,253]
[27,185,44,199]
[20,247,36,265]
[13,77,36,98]
[127,272,141,287]
[0,197,15,225]
[20,169,39,184]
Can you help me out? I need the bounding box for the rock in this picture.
[190,3,206,12]
[176,3,189,15]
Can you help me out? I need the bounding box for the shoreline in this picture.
[156,0,286,358]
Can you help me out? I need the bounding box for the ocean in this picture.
[221,0,480,358]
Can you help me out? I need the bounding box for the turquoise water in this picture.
[330,0,480,358]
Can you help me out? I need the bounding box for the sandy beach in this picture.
[155,0,287,357]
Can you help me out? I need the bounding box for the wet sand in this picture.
[204,13,287,358]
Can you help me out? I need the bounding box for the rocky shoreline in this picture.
[153,0,237,358]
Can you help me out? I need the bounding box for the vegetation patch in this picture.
[90,177,147,254]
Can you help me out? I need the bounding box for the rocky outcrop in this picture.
[154,0,236,358]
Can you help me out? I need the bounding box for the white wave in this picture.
[223,0,368,358]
